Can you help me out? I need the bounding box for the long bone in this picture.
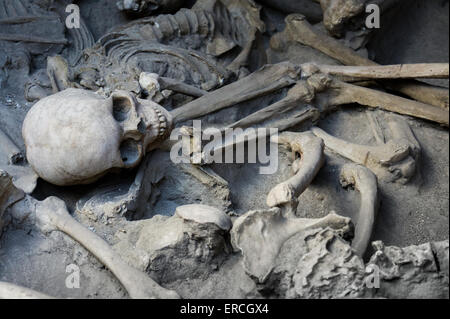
[5,193,180,299]
[0,282,54,299]
[311,117,421,183]
[171,62,301,123]
[340,164,379,257]
[230,207,352,283]
[271,14,449,109]
[228,73,329,129]
[266,132,325,217]
[314,78,449,126]
[305,63,450,81]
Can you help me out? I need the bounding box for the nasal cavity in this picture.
[112,96,132,122]
[119,139,140,166]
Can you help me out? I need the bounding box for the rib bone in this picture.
[340,164,379,257]
[266,131,325,217]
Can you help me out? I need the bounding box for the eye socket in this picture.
[119,139,141,167]
[112,96,132,122]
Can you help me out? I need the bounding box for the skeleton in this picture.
[26,61,440,188]
[266,131,325,216]
[0,171,180,299]
[42,0,265,98]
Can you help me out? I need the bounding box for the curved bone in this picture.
[311,118,421,183]
[230,208,352,283]
[340,164,379,257]
[0,282,54,299]
[33,196,179,299]
[272,14,449,109]
[266,131,325,216]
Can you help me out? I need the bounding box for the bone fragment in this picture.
[231,208,352,283]
[266,132,325,217]
[272,14,449,109]
[339,164,378,257]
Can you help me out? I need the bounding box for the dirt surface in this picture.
[0,0,448,298]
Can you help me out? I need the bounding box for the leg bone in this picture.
[340,163,379,257]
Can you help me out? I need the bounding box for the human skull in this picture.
[22,88,173,186]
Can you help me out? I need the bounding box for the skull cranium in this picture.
[22,88,173,186]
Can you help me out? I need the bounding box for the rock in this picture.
[114,206,232,284]
[367,240,449,299]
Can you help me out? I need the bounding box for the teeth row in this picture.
[154,107,168,137]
